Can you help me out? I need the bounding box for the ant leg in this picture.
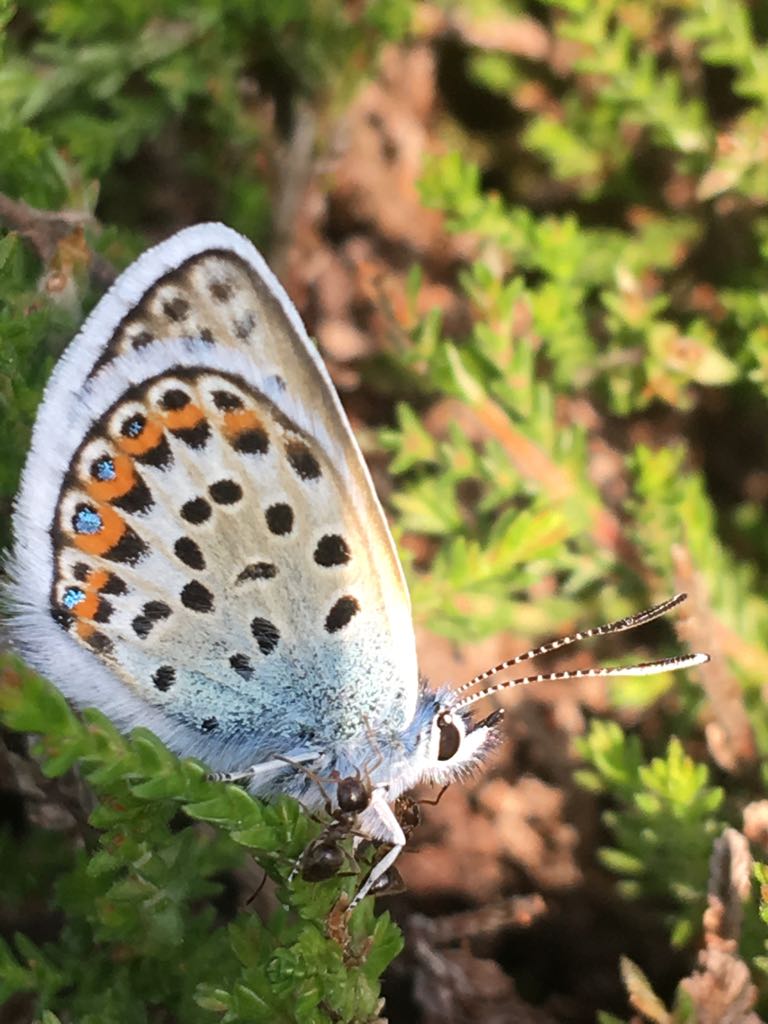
[419,783,450,806]
[275,754,336,813]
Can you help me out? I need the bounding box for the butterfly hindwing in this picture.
[10,226,419,768]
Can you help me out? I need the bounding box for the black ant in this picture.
[298,772,371,882]
[281,751,448,902]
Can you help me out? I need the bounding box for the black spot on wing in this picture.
[132,330,154,350]
[153,665,176,691]
[250,617,280,655]
[209,279,233,302]
[145,601,172,621]
[209,479,242,505]
[232,428,269,455]
[135,434,173,470]
[52,607,73,630]
[86,631,113,654]
[236,562,277,583]
[265,503,293,535]
[174,536,206,570]
[132,601,171,638]
[162,297,190,322]
[101,573,127,596]
[286,440,321,481]
[314,534,350,567]
[93,598,113,623]
[229,653,253,679]
[181,580,214,613]
[233,311,256,339]
[159,389,190,411]
[212,390,243,410]
[325,596,360,634]
[104,528,147,566]
[111,478,154,515]
[170,420,210,449]
[181,497,211,524]
[100,573,128,598]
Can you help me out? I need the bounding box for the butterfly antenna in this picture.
[451,593,709,711]
[452,652,709,712]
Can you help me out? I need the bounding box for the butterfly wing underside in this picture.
[10,225,419,768]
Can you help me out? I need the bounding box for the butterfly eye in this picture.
[436,712,462,761]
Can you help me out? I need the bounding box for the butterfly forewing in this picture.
[90,229,408,604]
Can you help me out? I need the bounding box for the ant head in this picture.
[337,775,370,814]
[394,794,421,833]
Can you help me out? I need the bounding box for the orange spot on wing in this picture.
[117,417,164,456]
[222,409,265,438]
[87,569,111,591]
[72,590,100,619]
[162,403,205,431]
[86,454,136,501]
[76,621,96,640]
[65,568,113,624]
[72,505,126,556]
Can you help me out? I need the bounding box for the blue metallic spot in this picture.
[124,416,144,438]
[62,586,85,610]
[74,507,102,535]
[94,457,116,481]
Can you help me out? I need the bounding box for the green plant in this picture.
[0,657,401,1022]
[576,723,725,946]
[4,0,768,1019]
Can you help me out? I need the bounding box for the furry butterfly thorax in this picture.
[8,223,708,902]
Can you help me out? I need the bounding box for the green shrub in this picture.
[0,658,402,1022]
[4,0,768,1020]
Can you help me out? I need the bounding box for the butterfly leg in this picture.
[350,789,405,908]
[208,750,319,785]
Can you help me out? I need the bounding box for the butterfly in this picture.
[7,224,709,904]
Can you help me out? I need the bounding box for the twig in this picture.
[269,102,317,279]
[672,544,757,771]
[0,191,116,287]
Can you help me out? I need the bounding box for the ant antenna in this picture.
[451,593,709,713]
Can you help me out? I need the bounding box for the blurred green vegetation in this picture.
[2,0,768,1020]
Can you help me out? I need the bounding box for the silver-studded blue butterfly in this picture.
[8,224,709,902]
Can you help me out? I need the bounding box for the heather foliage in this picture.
[2,0,768,1020]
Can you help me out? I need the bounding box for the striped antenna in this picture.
[452,652,710,712]
[451,593,709,712]
[452,593,692,698]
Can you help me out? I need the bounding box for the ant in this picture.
[281,753,448,901]
[298,772,371,882]
[304,781,449,893]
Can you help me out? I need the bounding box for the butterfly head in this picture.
[426,696,505,777]
[380,592,710,800]
[376,684,504,799]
